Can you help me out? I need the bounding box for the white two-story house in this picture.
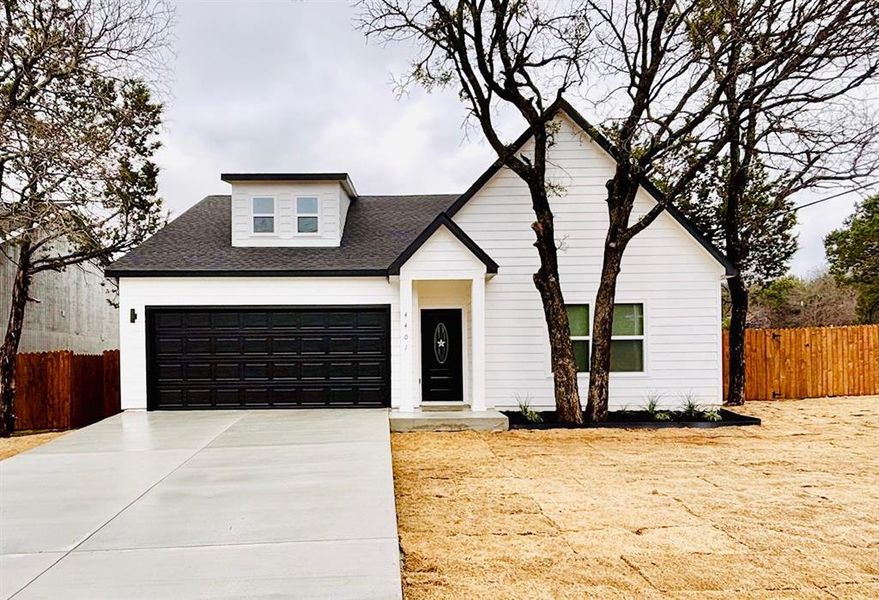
[106,100,734,413]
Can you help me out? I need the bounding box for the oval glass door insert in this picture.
[433,322,449,364]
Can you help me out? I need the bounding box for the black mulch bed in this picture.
[503,408,761,430]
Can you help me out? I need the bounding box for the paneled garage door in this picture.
[146,307,390,409]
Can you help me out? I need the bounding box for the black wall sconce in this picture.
[130,308,138,323]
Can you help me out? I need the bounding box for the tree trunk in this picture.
[586,171,634,423]
[0,241,33,437]
[720,55,750,407]
[530,193,583,425]
[586,241,624,422]
[725,273,748,406]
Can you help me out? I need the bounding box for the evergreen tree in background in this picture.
[825,195,879,324]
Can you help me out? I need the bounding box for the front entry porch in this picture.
[398,277,486,412]
[388,217,508,430]
[392,276,509,431]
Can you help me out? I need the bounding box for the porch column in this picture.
[399,276,416,412]
[471,274,487,411]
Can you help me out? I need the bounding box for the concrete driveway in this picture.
[0,410,401,599]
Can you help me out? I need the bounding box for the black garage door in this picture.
[146,307,390,410]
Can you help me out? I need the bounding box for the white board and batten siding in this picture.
[452,114,726,411]
[230,181,351,247]
[118,277,400,410]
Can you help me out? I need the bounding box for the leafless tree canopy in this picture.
[585,0,879,229]
[359,0,592,172]
[0,0,173,436]
[689,0,879,194]
[1,0,174,270]
[747,271,860,329]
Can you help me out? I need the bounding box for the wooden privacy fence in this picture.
[723,325,879,401]
[14,350,120,431]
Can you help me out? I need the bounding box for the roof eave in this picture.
[220,173,358,199]
[104,268,389,278]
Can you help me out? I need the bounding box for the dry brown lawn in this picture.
[392,396,879,599]
[0,431,65,460]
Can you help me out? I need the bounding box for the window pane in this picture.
[252,197,274,214]
[610,339,643,371]
[297,197,318,214]
[297,216,318,233]
[613,303,643,336]
[567,305,589,336]
[253,216,274,233]
[573,340,590,372]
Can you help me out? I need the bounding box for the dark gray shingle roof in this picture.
[105,194,458,276]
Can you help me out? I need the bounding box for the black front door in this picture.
[420,309,463,402]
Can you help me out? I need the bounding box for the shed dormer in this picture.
[222,173,357,247]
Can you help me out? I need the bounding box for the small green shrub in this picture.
[679,393,723,421]
[643,391,665,416]
[653,411,673,421]
[516,394,543,423]
[703,408,722,422]
[679,393,702,419]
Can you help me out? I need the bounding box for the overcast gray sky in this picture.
[158,0,872,276]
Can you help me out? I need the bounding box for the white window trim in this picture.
[567,300,648,376]
[610,300,648,377]
[251,196,277,236]
[295,196,321,235]
[569,304,591,372]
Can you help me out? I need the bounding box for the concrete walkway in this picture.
[0,410,401,599]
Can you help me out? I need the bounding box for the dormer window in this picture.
[252,197,275,234]
[296,197,319,233]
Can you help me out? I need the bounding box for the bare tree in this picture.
[358,0,592,423]
[749,271,859,328]
[687,0,879,405]
[0,0,172,436]
[579,0,747,421]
